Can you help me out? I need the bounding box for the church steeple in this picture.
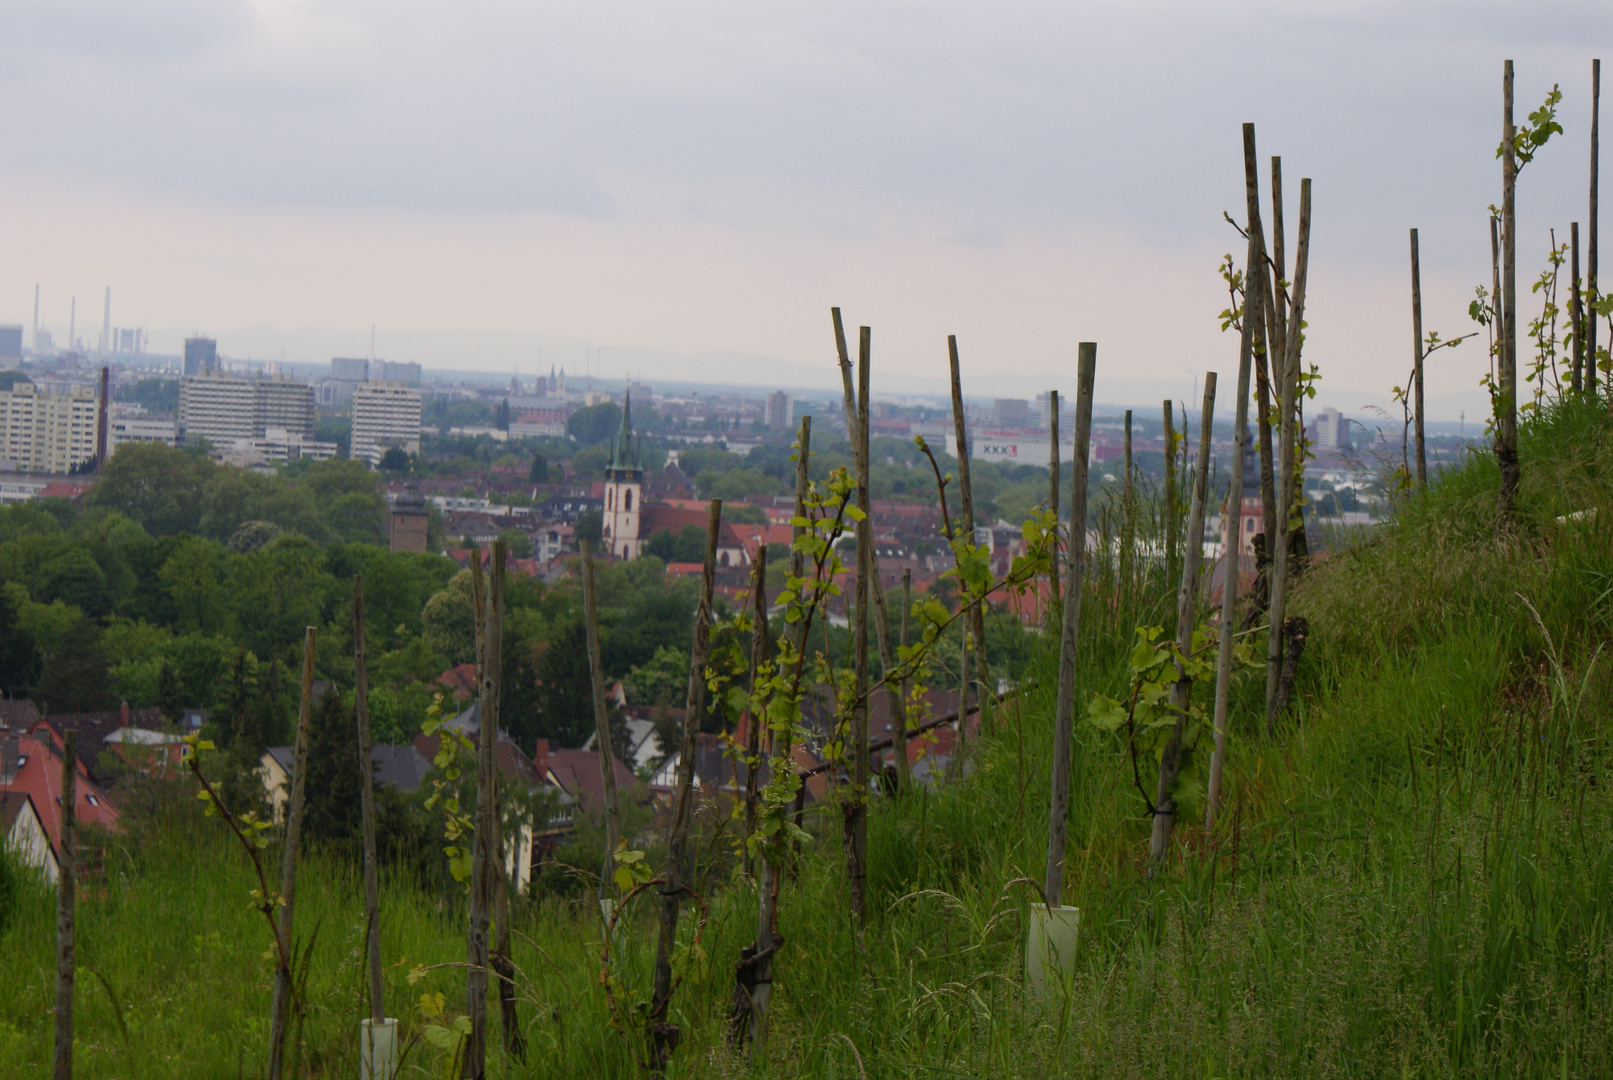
[602,390,644,558]
[607,391,642,477]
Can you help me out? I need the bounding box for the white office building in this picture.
[352,381,423,466]
[109,416,178,449]
[1313,407,1351,450]
[0,383,102,473]
[178,373,316,449]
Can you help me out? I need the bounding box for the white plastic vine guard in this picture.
[360,1017,398,1080]
[1026,903,1080,1000]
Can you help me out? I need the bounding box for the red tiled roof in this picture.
[436,663,479,700]
[536,739,641,815]
[4,729,121,866]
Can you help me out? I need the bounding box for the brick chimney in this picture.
[120,700,130,727]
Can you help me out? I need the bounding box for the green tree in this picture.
[529,452,549,483]
[0,589,41,700]
[644,525,706,563]
[155,660,187,726]
[38,547,113,618]
[228,536,330,659]
[576,509,603,547]
[566,402,623,447]
[623,644,689,708]
[380,447,411,472]
[502,636,544,754]
[422,569,477,664]
[536,619,593,748]
[303,687,362,853]
[325,491,386,545]
[33,616,115,714]
[498,529,534,559]
[159,537,230,635]
[87,442,212,536]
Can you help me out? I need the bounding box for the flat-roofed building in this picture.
[183,336,217,376]
[178,373,316,449]
[0,382,102,473]
[109,416,177,449]
[352,381,423,466]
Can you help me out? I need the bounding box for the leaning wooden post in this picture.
[742,546,769,866]
[1591,58,1601,397]
[485,544,520,1063]
[1034,343,1094,994]
[1044,345,1096,898]
[748,421,810,1057]
[1264,178,1312,735]
[1498,60,1521,518]
[354,577,395,1079]
[268,627,317,1080]
[53,729,76,1080]
[1410,228,1428,487]
[1207,128,1265,831]
[1121,410,1135,601]
[463,544,501,1078]
[582,541,623,879]
[1149,374,1217,869]
[649,501,721,1072]
[948,335,992,722]
[1047,390,1061,609]
[1572,223,1585,393]
[832,309,871,920]
[1162,401,1178,583]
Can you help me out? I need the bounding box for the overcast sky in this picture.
[2,1,1608,415]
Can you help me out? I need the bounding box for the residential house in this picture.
[1,725,121,883]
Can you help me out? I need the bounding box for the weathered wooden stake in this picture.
[1121,410,1135,600]
[1265,177,1312,734]
[582,541,623,875]
[747,419,810,1058]
[1162,400,1178,581]
[1044,343,1096,908]
[267,627,317,1080]
[1150,373,1217,870]
[742,545,768,870]
[1411,228,1427,486]
[464,543,503,1077]
[1498,59,1521,518]
[1047,390,1061,608]
[1572,222,1585,393]
[1207,123,1264,832]
[53,730,76,1080]
[354,578,384,1024]
[948,335,991,723]
[1591,58,1601,396]
[650,501,721,1072]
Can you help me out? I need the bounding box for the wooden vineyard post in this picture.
[1048,389,1061,609]
[948,335,991,724]
[486,544,520,1063]
[582,541,623,882]
[53,729,76,1080]
[354,576,397,1078]
[1572,223,1584,393]
[1591,58,1601,398]
[742,546,768,869]
[1498,60,1520,519]
[747,418,810,1058]
[1265,178,1312,735]
[1162,401,1178,582]
[1411,228,1427,487]
[831,309,871,924]
[268,627,317,1080]
[650,501,721,1073]
[1149,374,1217,870]
[1044,344,1096,908]
[1207,124,1265,832]
[464,543,504,1077]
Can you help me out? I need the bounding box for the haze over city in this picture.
[5,1,1611,417]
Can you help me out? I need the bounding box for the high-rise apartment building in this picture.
[183,337,218,377]
[1313,407,1351,450]
[375,360,421,385]
[0,383,102,473]
[330,357,370,382]
[764,390,793,429]
[178,373,316,448]
[351,381,423,466]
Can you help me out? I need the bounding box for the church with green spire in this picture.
[601,391,645,558]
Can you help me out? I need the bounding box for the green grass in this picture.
[7,398,1613,1077]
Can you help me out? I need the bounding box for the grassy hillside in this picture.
[5,400,1613,1078]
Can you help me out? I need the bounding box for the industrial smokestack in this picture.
[97,366,110,468]
[101,287,110,355]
